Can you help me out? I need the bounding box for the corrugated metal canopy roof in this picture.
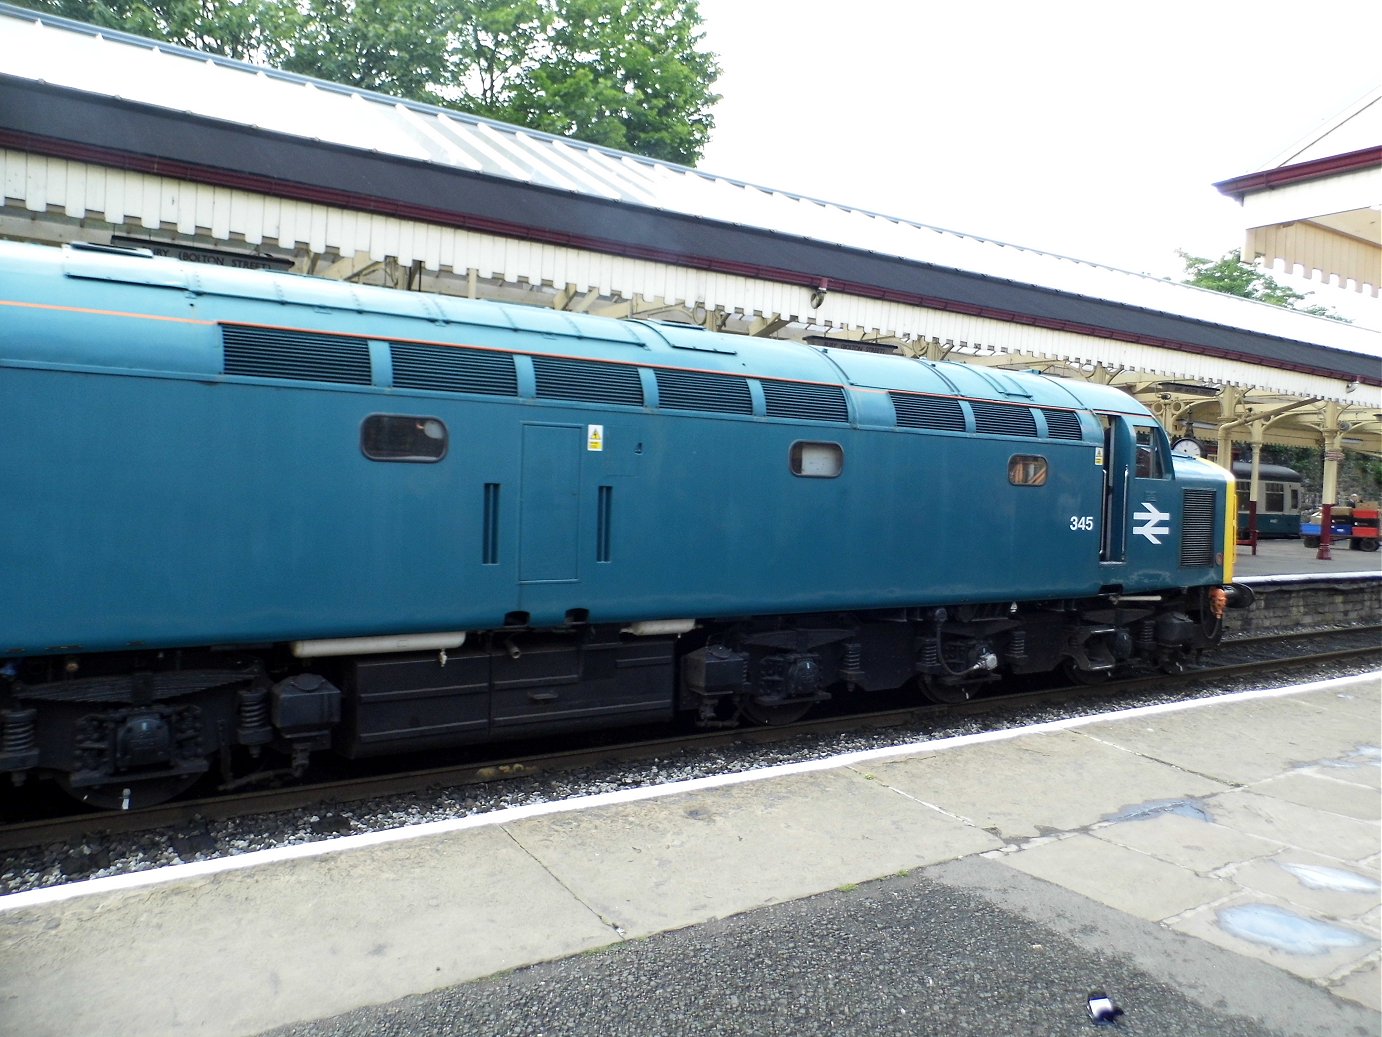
[0,3,1376,370]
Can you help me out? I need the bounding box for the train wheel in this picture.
[918,676,978,704]
[1061,660,1111,686]
[738,697,815,725]
[56,770,205,811]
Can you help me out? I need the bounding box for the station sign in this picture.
[111,236,294,271]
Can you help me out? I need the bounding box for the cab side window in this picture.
[1133,426,1165,479]
[1008,455,1048,486]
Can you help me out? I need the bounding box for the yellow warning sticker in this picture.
[587,424,604,451]
[1094,447,1104,466]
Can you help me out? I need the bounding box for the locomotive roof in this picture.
[0,4,1376,393]
[1230,461,1305,482]
[4,237,1154,418]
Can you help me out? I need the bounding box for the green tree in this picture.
[1178,250,1350,321]
[446,1,551,113]
[268,0,454,103]
[20,0,721,165]
[29,0,276,58]
[494,0,720,163]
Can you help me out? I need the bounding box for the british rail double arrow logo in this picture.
[1132,503,1172,544]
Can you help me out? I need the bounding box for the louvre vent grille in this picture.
[654,369,753,414]
[391,343,518,396]
[532,357,644,406]
[1042,408,1084,440]
[972,401,1038,437]
[762,380,849,422]
[890,392,966,431]
[1181,489,1217,567]
[221,324,371,385]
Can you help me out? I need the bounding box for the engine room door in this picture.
[519,423,582,584]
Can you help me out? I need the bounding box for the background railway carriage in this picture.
[0,241,1248,808]
[1232,461,1303,539]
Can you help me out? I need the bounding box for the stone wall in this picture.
[1229,576,1381,637]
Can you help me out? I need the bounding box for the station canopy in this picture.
[1217,87,1381,300]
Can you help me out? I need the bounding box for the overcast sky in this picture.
[692,0,1381,325]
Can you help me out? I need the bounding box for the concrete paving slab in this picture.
[1311,748,1382,790]
[1332,959,1381,1012]
[1315,677,1382,713]
[0,825,616,1037]
[1169,890,1379,982]
[1087,688,1379,785]
[994,833,1234,921]
[1206,788,1382,863]
[1311,680,1382,723]
[1231,850,1382,921]
[1361,905,1381,936]
[1249,770,1382,821]
[504,766,1001,937]
[862,729,1229,840]
[1091,810,1285,872]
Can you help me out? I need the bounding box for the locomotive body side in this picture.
[0,241,1249,806]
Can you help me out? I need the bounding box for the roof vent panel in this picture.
[221,324,372,385]
[655,369,753,414]
[391,343,518,396]
[890,392,966,432]
[532,356,644,406]
[972,400,1038,437]
[761,380,849,422]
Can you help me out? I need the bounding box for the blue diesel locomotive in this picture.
[0,241,1250,807]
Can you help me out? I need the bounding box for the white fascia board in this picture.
[1238,167,1382,228]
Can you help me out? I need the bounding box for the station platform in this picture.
[1,672,1378,1036]
[1231,535,1381,579]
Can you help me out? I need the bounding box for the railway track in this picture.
[2,626,1379,856]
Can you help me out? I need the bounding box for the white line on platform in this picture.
[3,670,1378,913]
[1239,572,1380,584]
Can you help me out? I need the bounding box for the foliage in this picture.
[1257,445,1382,506]
[266,0,454,102]
[1178,250,1350,322]
[29,0,275,58]
[447,1,551,112]
[20,0,722,165]
[493,0,720,163]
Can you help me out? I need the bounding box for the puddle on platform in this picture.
[1278,861,1381,894]
[1217,903,1371,956]
[1106,798,1212,824]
